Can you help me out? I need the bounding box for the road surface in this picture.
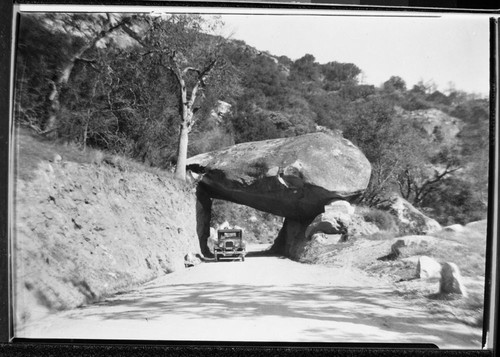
[17,244,482,348]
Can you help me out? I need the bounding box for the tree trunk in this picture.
[174,119,190,181]
[169,52,217,181]
[45,82,61,134]
[173,70,195,181]
[83,118,89,151]
[44,60,77,135]
[43,16,130,135]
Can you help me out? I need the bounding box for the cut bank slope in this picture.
[13,130,200,325]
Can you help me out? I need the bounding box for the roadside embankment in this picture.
[14,131,200,324]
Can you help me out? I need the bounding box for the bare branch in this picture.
[68,17,133,68]
[187,59,217,108]
[168,55,184,87]
[200,59,218,79]
[182,67,200,76]
[75,57,96,64]
[141,49,163,57]
[121,24,149,48]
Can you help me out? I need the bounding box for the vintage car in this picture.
[214,229,246,262]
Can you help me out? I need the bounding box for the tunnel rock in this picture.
[187,132,371,222]
[188,133,371,258]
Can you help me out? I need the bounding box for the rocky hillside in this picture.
[14,130,200,324]
[399,108,463,146]
[15,13,489,229]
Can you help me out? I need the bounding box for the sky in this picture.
[219,12,490,95]
[19,5,490,96]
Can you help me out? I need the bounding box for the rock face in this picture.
[187,133,371,221]
[440,262,467,296]
[400,108,463,148]
[188,133,371,257]
[379,195,441,235]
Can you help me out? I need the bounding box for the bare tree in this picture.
[397,143,463,206]
[40,13,134,135]
[121,14,233,180]
[398,163,461,206]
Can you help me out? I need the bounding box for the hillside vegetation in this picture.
[14,13,489,228]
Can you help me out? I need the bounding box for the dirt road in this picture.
[17,244,482,348]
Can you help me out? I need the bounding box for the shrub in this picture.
[401,96,431,111]
[361,208,397,231]
[247,158,269,178]
[420,177,487,226]
[365,231,397,241]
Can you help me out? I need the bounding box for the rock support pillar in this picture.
[196,185,213,258]
[271,218,313,260]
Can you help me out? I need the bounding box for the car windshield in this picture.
[218,231,241,239]
[221,233,238,238]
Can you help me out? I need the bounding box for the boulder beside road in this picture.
[440,262,468,296]
[417,256,442,279]
[378,195,441,235]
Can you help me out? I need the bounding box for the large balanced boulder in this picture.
[187,132,371,221]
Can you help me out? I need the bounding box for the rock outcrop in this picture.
[187,133,371,256]
[378,195,441,235]
[399,108,463,149]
